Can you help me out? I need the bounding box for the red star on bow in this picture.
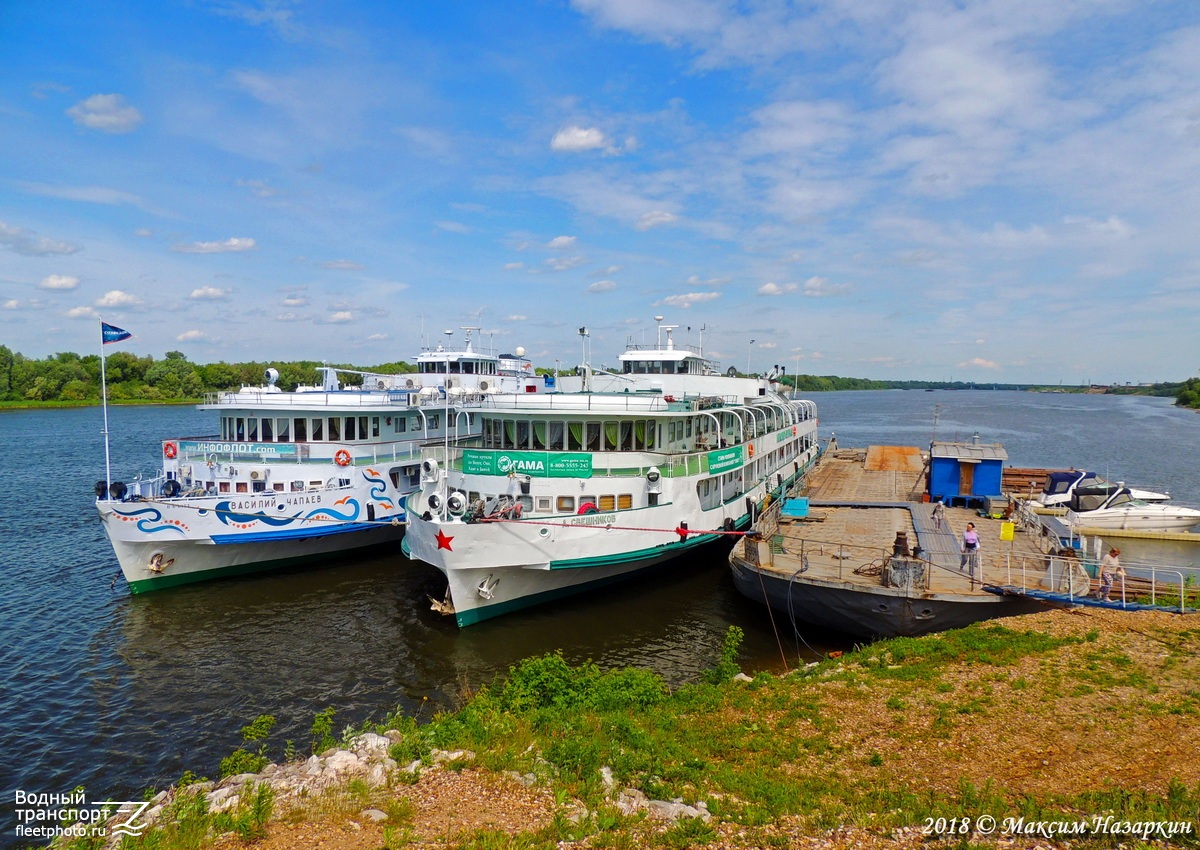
[435,529,455,551]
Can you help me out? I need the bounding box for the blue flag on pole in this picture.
[101,322,132,344]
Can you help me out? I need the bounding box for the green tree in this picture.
[1176,378,1200,410]
[0,345,13,399]
[145,355,203,399]
[199,362,242,391]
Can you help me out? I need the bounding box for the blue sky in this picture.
[3,0,1199,384]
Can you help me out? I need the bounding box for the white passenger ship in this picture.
[403,322,820,626]
[98,331,548,592]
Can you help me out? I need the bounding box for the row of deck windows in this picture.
[221,413,455,442]
[481,406,807,453]
[455,491,636,516]
[418,359,496,374]
[177,464,421,496]
[622,360,693,374]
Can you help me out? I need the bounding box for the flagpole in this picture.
[100,318,113,492]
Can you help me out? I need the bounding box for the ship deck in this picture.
[754,447,1054,596]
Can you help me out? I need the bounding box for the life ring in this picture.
[163,442,178,459]
[334,449,352,467]
[747,444,755,458]
[578,502,598,515]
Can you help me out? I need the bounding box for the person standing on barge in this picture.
[960,522,980,576]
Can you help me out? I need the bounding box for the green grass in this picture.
[103,623,1200,849]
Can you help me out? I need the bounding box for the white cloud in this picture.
[3,299,21,310]
[321,259,364,270]
[570,0,728,55]
[328,311,354,323]
[367,333,388,340]
[758,282,798,296]
[31,81,70,99]
[96,290,142,307]
[959,357,1000,370]
[1062,215,1134,239]
[745,99,855,157]
[802,276,850,297]
[504,262,526,270]
[551,125,610,153]
[275,312,303,322]
[134,228,152,238]
[436,220,470,233]
[506,314,528,321]
[191,286,230,300]
[173,237,256,254]
[544,255,588,271]
[636,210,677,230]
[588,280,617,293]
[66,94,143,133]
[211,1,307,41]
[0,220,78,256]
[177,330,208,342]
[66,306,97,318]
[39,275,79,291]
[546,235,577,249]
[282,295,309,307]
[20,183,165,218]
[659,292,721,308]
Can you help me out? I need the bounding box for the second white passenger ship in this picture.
[404,322,820,626]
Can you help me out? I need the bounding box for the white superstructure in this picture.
[403,320,820,626]
[97,331,549,592]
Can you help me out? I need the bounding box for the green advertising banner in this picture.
[707,445,744,474]
[462,450,593,478]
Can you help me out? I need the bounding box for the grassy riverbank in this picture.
[65,608,1200,849]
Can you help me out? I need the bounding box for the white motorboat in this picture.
[1064,485,1200,532]
[97,330,549,592]
[403,321,820,626]
[1037,470,1169,507]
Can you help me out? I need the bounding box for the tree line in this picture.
[0,346,413,404]
[1174,377,1200,410]
[2,345,1196,409]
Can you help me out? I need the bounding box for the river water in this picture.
[2,390,1197,842]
